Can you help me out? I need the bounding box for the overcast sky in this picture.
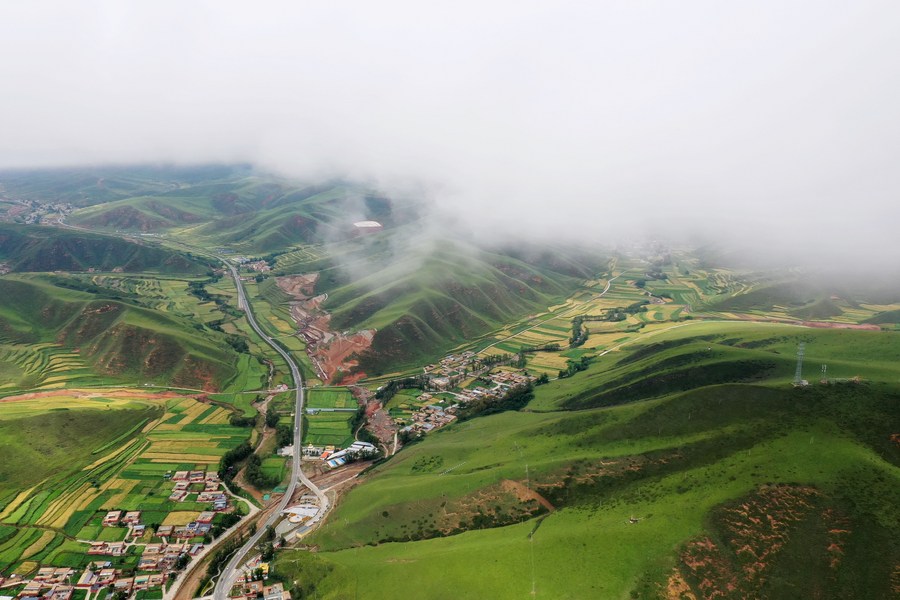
[1,1,898,262]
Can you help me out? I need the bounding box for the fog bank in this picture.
[1,1,898,265]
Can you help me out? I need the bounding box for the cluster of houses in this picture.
[137,542,203,571]
[398,396,458,435]
[298,441,378,469]
[397,370,536,436]
[424,351,478,378]
[230,580,291,600]
[6,200,73,226]
[322,441,377,469]
[232,256,271,273]
[155,517,213,541]
[453,370,535,404]
[167,470,228,511]
[0,563,169,600]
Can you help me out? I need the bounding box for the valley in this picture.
[0,166,897,600]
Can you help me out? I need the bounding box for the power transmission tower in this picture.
[793,343,806,386]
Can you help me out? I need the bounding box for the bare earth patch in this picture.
[276,274,374,384]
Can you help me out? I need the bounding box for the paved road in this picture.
[212,265,328,600]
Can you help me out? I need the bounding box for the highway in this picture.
[212,264,328,600]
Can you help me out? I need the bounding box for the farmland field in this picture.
[303,412,356,448]
[0,389,256,573]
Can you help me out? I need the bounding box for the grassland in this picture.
[0,223,207,274]
[276,323,900,599]
[5,168,900,598]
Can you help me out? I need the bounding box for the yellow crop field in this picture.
[40,483,92,527]
[21,531,55,560]
[0,485,38,520]
[104,479,140,508]
[82,438,141,471]
[583,332,628,351]
[178,401,210,426]
[527,352,569,370]
[143,453,218,462]
[17,562,38,577]
[162,511,200,526]
[199,407,230,425]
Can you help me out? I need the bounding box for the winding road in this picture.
[212,264,328,600]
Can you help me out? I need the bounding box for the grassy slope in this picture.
[0,164,249,207]
[68,179,391,254]
[0,276,241,390]
[0,224,207,274]
[278,323,900,599]
[320,241,601,374]
[0,400,160,511]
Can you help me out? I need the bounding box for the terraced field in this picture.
[0,392,253,573]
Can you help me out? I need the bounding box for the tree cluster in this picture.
[229,414,257,427]
[245,454,279,489]
[457,383,534,421]
[375,375,430,402]
[558,355,593,379]
[219,440,252,480]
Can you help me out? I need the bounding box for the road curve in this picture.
[213,264,327,600]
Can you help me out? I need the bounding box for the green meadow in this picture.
[278,323,900,599]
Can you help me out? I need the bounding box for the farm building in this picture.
[352,220,383,234]
[102,511,122,526]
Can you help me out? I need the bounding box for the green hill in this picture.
[320,241,603,374]
[66,177,408,253]
[278,323,900,599]
[0,164,251,207]
[0,224,207,273]
[0,277,241,390]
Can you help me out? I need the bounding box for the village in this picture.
[390,351,538,437]
[0,303,538,600]
[0,470,250,600]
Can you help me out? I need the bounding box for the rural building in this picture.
[352,220,383,234]
[74,571,96,589]
[96,569,116,585]
[102,511,122,526]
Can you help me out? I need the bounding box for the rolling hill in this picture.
[0,224,207,274]
[278,322,900,599]
[0,164,251,207]
[318,240,605,374]
[65,176,413,254]
[0,277,243,390]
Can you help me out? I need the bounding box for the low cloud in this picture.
[1,1,898,267]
